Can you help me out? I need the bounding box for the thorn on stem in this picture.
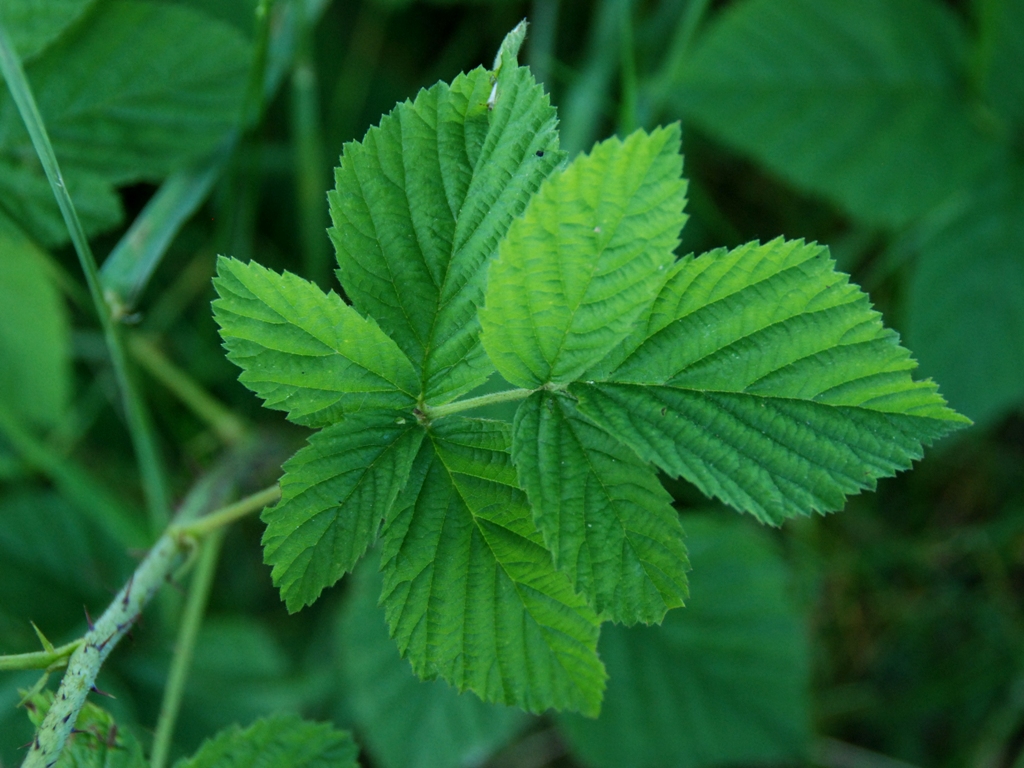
[83,606,94,631]
[90,685,115,699]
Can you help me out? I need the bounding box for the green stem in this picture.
[172,485,281,540]
[0,640,82,673]
[618,0,638,134]
[0,19,170,532]
[290,7,330,287]
[16,480,278,768]
[150,529,226,768]
[129,334,249,446]
[423,389,535,420]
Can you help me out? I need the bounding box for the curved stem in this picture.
[0,640,83,673]
[0,20,170,531]
[150,529,226,768]
[172,485,281,540]
[15,482,278,768]
[423,388,535,420]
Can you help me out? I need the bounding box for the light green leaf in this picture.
[24,690,147,768]
[675,0,998,227]
[0,227,69,429]
[173,713,358,768]
[0,0,250,246]
[573,238,968,524]
[340,559,530,768]
[0,0,96,62]
[513,391,688,624]
[906,167,1024,424]
[262,412,424,612]
[556,513,811,768]
[380,417,606,715]
[480,125,687,387]
[213,256,418,428]
[328,34,563,403]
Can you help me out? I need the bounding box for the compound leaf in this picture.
[213,256,418,428]
[379,417,606,716]
[572,238,968,524]
[556,513,811,768]
[481,125,687,387]
[262,412,424,613]
[513,391,688,624]
[174,713,358,768]
[329,30,563,404]
[675,0,998,227]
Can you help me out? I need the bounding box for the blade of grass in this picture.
[0,18,170,531]
[149,528,226,768]
[99,151,228,315]
[128,333,249,446]
[290,6,330,287]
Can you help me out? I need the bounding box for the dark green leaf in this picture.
[513,391,688,624]
[0,227,69,428]
[339,559,530,768]
[676,0,998,226]
[906,167,1024,424]
[262,412,424,612]
[574,238,968,524]
[329,36,563,403]
[173,713,358,768]
[557,513,810,768]
[380,417,606,715]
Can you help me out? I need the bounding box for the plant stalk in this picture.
[0,19,171,531]
[149,529,226,768]
[16,482,277,768]
[422,388,535,420]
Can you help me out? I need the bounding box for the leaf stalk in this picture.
[422,388,535,420]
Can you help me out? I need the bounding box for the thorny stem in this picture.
[0,20,171,532]
[422,388,536,420]
[13,483,277,768]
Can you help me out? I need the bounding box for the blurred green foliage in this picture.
[0,0,1021,766]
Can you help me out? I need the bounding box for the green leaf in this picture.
[173,713,358,768]
[556,512,811,768]
[0,227,69,429]
[906,167,1024,424]
[513,391,688,624]
[0,489,130,633]
[675,0,998,227]
[24,690,147,768]
[328,36,564,403]
[0,0,250,246]
[262,412,424,612]
[339,559,530,768]
[213,256,418,428]
[977,0,1024,127]
[380,417,606,715]
[480,125,687,387]
[572,238,969,524]
[0,0,96,61]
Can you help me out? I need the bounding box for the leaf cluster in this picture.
[213,22,967,717]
